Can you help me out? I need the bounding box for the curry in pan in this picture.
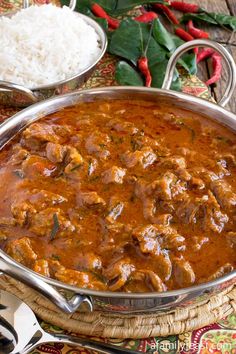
[0,99,235,292]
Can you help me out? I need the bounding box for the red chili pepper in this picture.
[175,27,198,54]
[135,12,158,23]
[138,57,152,87]
[153,4,179,25]
[205,53,222,86]
[175,27,194,41]
[91,3,120,29]
[170,1,200,13]
[197,48,215,63]
[187,20,209,39]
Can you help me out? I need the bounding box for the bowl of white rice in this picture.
[0,3,107,106]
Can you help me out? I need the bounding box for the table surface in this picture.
[172,0,236,114]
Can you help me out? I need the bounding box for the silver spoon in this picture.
[0,290,141,354]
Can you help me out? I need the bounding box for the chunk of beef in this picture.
[85,132,111,160]
[176,147,197,161]
[216,159,230,178]
[157,252,173,281]
[103,258,135,291]
[121,147,157,169]
[162,156,186,170]
[132,224,185,256]
[132,224,159,254]
[173,258,195,287]
[0,217,16,227]
[29,208,75,237]
[29,189,67,209]
[48,259,65,278]
[77,253,102,271]
[154,214,173,226]
[177,192,228,232]
[219,153,236,167]
[203,263,234,282]
[21,122,71,149]
[142,197,156,221]
[64,147,84,174]
[0,231,7,242]
[46,142,67,163]
[211,180,236,210]
[192,167,219,183]
[55,268,106,290]
[7,237,37,266]
[33,259,50,277]
[190,177,205,190]
[77,192,106,208]
[11,200,36,226]
[191,236,209,251]
[22,155,56,178]
[176,196,200,224]
[107,118,138,135]
[201,192,229,233]
[176,168,192,182]
[146,172,187,201]
[128,270,166,292]
[9,144,29,165]
[11,190,66,226]
[106,198,124,223]
[102,166,126,184]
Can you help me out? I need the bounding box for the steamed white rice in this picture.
[0,4,102,88]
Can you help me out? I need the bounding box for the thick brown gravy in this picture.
[0,99,235,292]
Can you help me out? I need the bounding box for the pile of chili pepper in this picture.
[90,0,223,87]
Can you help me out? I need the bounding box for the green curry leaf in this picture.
[109,19,166,65]
[153,18,176,53]
[150,60,181,90]
[181,12,236,31]
[115,61,144,86]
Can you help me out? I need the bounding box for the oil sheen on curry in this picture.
[0,99,235,292]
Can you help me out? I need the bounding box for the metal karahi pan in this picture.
[0,0,107,107]
[0,39,235,314]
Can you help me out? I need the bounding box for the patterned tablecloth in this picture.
[0,0,235,353]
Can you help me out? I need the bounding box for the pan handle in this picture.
[0,81,38,104]
[162,39,236,107]
[0,250,93,313]
[68,0,77,11]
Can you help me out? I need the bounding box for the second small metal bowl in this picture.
[0,3,107,107]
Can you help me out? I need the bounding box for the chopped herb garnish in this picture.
[81,268,107,284]
[90,270,107,284]
[13,169,25,179]
[130,193,136,202]
[215,136,231,144]
[99,143,106,148]
[50,213,60,241]
[89,175,100,182]
[70,164,82,172]
[186,126,196,143]
[52,254,60,261]
[130,137,140,151]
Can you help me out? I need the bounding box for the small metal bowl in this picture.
[0,1,107,107]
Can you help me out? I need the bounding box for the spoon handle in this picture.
[49,333,141,354]
[21,330,141,354]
